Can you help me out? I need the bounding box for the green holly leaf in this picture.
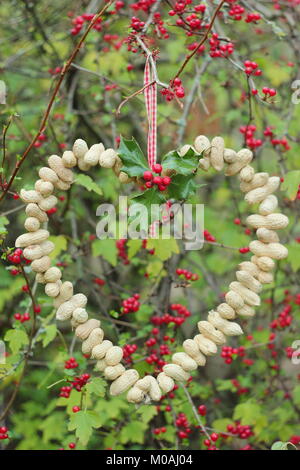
[118,136,148,177]
[68,410,102,445]
[281,170,300,200]
[162,148,199,176]
[92,239,117,266]
[4,328,29,354]
[75,174,103,196]
[130,187,166,226]
[167,174,203,200]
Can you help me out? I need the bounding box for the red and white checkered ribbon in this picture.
[144,56,157,169]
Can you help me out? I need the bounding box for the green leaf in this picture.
[42,324,57,347]
[119,420,147,444]
[118,136,148,177]
[146,260,165,278]
[162,148,199,176]
[212,418,232,433]
[0,216,9,234]
[127,239,142,259]
[233,401,268,433]
[39,412,66,443]
[287,243,300,272]
[131,186,166,211]
[271,441,297,450]
[75,174,103,196]
[136,405,158,423]
[4,328,29,354]
[86,377,106,397]
[167,174,202,200]
[281,170,300,200]
[147,238,179,261]
[48,235,67,259]
[92,239,117,266]
[68,410,102,445]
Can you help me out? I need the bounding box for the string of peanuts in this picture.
[14,135,289,403]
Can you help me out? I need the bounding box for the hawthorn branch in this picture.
[0,0,114,206]
[171,0,227,82]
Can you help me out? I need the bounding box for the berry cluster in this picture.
[7,248,30,266]
[221,345,245,364]
[123,343,137,363]
[145,338,170,367]
[64,357,79,369]
[121,293,140,314]
[176,268,199,281]
[243,60,262,76]
[143,167,171,191]
[204,229,216,243]
[116,239,129,265]
[263,127,291,151]
[209,33,234,58]
[239,124,263,150]
[14,312,30,323]
[0,427,9,440]
[59,373,90,398]
[227,422,253,439]
[203,432,219,450]
[153,426,167,435]
[170,303,191,319]
[70,14,102,36]
[175,412,192,440]
[33,133,47,148]
[161,77,185,102]
[231,378,249,395]
[270,304,292,329]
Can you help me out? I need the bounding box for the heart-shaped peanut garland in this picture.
[15,135,289,403]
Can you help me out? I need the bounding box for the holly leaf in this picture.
[281,170,300,200]
[162,148,199,176]
[118,136,148,177]
[4,328,29,354]
[167,174,203,200]
[68,410,102,445]
[92,239,117,266]
[130,187,166,226]
[75,174,103,196]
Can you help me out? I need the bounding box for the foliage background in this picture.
[0,0,300,450]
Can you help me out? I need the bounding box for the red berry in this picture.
[143,171,153,181]
[152,163,162,174]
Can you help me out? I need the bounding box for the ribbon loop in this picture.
[144,57,157,170]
